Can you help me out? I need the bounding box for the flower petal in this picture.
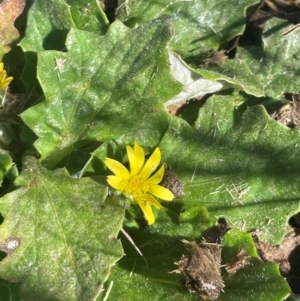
[0,76,13,88]
[139,147,161,180]
[104,158,130,179]
[127,143,146,176]
[138,200,155,225]
[107,175,128,191]
[0,63,3,72]
[134,142,145,173]
[126,145,137,175]
[0,70,5,85]
[145,164,165,184]
[141,194,163,209]
[148,184,174,201]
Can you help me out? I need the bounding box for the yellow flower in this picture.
[104,142,174,225]
[0,62,13,89]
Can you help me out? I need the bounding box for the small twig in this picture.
[120,228,143,257]
[120,228,148,268]
[283,24,300,36]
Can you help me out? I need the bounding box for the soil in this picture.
[254,226,300,294]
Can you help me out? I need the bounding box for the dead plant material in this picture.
[270,93,300,128]
[262,0,300,23]
[167,95,205,116]
[161,168,184,198]
[0,91,29,123]
[173,240,224,300]
[264,0,300,10]
[203,218,231,244]
[224,249,251,275]
[283,23,300,35]
[248,0,300,35]
[167,101,185,116]
[203,50,227,66]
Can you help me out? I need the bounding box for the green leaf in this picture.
[195,18,300,99]
[116,0,258,58]
[18,0,73,91]
[286,295,300,301]
[100,207,195,301]
[237,18,300,99]
[79,141,120,178]
[0,156,124,301]
[221,229,290,301]
[21,16,181,168]
[195,61,264,97]
[19,0,108,52]
[116,0,264,97]
[0,279,20,301]
[19,0,74,52]
[0,149,14,186]
[159,93,300,244]
[103,209,289,301]
[19,0,108,91]
[65,0,109,33]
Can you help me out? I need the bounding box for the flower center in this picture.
[124,176,149,198]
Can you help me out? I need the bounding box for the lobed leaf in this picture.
[116,0,258,58]
[159,93,300,244]
[195,18,300,99]
[21,16,181,168]
[0,156,124,301]
[103,209,289,301]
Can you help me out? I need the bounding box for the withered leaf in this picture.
[175,240,224,300]
[271,93,300,128]
[203,50,227,66]
[204,218,231,244]
[0,92,30,123]
[224,249,250,275]
[162,168,184,198]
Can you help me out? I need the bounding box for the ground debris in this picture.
[203,218,231,244]
[250,0,300,27]
[263,0,300,24]
[0,91,30,124]
[270,93,300,128]
[161,168,184,198]
[201,50,227,66]
[253,227,300,293]
[173,240,224,300]
[246,0,300,47]
[224,249,251,275]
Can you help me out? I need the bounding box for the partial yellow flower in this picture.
[104,142,174,225]
[0,62,13,89]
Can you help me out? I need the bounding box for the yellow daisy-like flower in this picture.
[0,62,13,89]
[104,142,174,225]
